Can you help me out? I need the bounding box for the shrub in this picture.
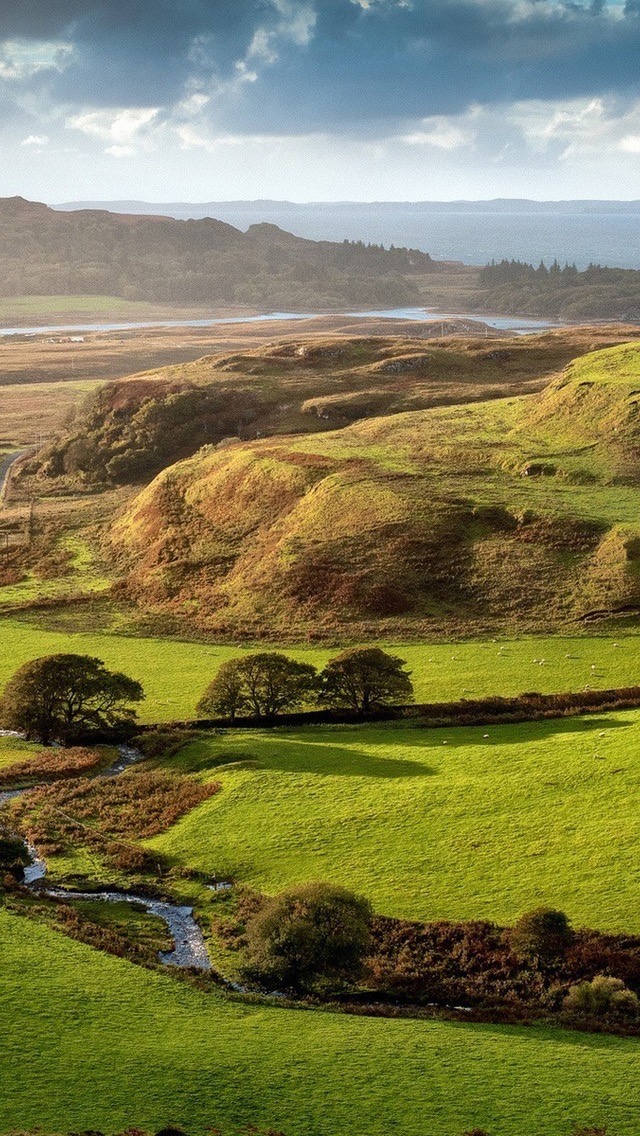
[510,907,574,964]
[133,730,200,759]
[564,976,639,1018]
[11,769,221,870]
[0,832,30,881]
[0,746,103,787]
[244,881,372,992]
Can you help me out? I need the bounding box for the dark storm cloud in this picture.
[0,1,285,105]
[1,1,640,131]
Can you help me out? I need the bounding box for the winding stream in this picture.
[0,742,212,970]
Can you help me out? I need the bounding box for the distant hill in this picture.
[109,341,640,639]
[0,196,436,309]
[7,196,640,319]
[55,198,640,217]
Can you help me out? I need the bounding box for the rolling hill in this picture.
[147,712,640,931]
[19,325,640,491]
[108,341,640,638]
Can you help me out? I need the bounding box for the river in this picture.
[0,307,558,338]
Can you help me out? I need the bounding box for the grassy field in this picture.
[2,619,640,721]
[0,294,221,322]
[2,906,639,1136]
[0,378,100,446]
[148,712,640,932]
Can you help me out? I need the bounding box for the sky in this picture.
[0,0,640,202]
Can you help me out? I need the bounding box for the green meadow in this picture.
[1,617,640,721]
[2,906,639,1136]
[149,713,640,932]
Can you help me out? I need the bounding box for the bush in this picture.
[0,745,103,787]
[564,975,639,1018]
[133,730,200,759]
[510,907,574,964]
[0,832,30,881]
[244,881,372,993]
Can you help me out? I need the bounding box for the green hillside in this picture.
[110,340,640,637]
[148,712,640,932]
[2,907,639,1136]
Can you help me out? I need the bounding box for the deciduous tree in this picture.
[198,653,317,721]
[0,654,143,745]
[319,647,413,715]
[510,907,574,964]
[196,659,248,722]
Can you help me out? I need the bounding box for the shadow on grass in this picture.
[172,734,437,778]
[429,1015,639,1052]
[174,713,633,780]
[281,713,633,751]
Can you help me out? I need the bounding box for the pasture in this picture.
[1,618,640,721]
[151,712,640,932]
[1,906,639,1136]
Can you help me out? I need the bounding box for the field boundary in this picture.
[136,684,640,735]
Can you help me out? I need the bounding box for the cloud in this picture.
[0,38,72,81]
[66,107,160,155]
[0,1,639,140]
[3,0,640,205]
[399,118,474,150]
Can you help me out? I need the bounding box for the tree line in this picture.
[0,647,413,744]
[197,647,413,722]
[477,257,640,319]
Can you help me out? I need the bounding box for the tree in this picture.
[319,647,413,715]
[244,881,372,992]
[564,976,639,1019]
[509,907,574,964]
[198,653,318,721]
[196,659,248,722]
[0,654,144,745]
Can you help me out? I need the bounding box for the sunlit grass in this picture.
[150,711,640,932]
[2,618,640,721]
[2,907,639,1136]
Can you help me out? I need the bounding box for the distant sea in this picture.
[55,200,640,270]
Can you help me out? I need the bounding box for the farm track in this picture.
[0,450,28,506]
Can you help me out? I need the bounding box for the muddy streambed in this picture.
[0,742,212,970]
